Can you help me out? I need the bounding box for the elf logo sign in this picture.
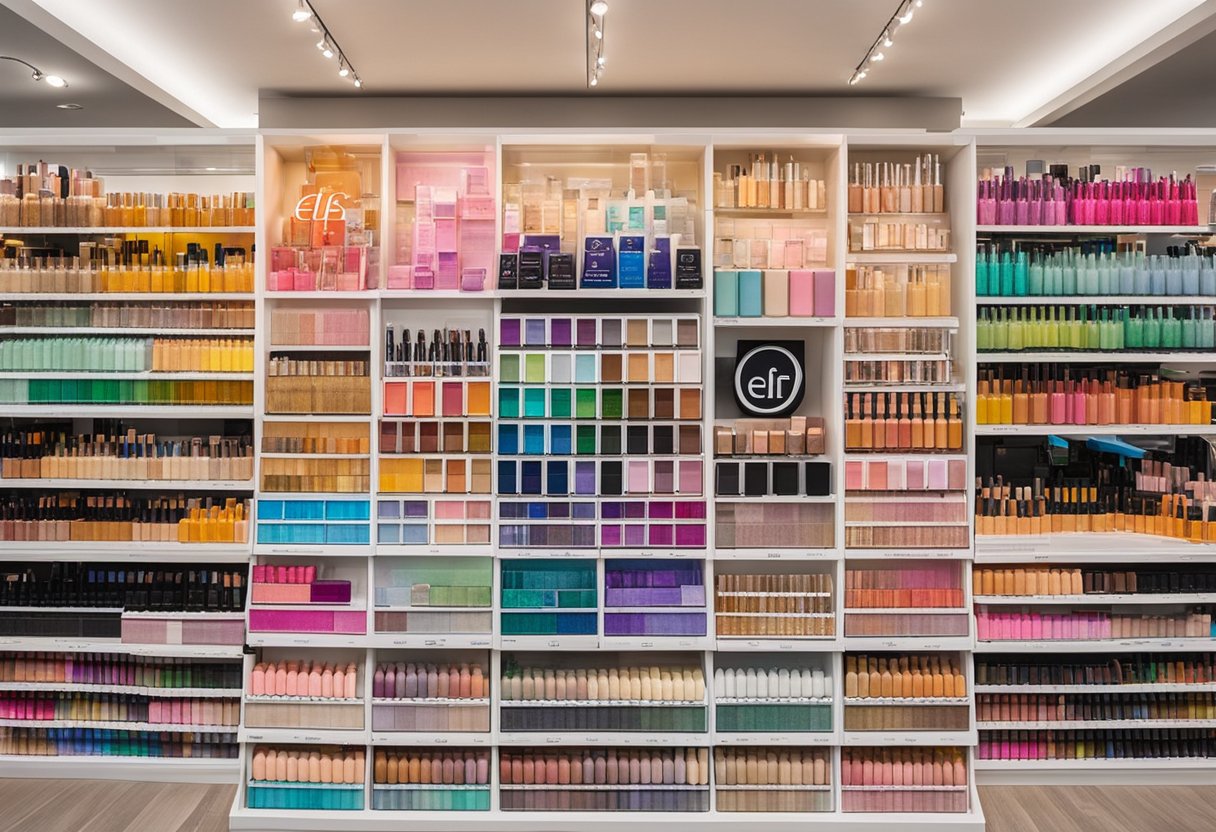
[734,341,806,416]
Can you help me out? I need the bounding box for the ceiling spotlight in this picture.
[899,8,914,24]
[882,32,894,47]
[318,40,335,58]
[338,61,350,77]
[1,56,68,88]
[590,76,599,87]
[590,1,608,15]
[353,77,363,88]
[594,27,602,39]
[56,103,82,110]
[597,55,605,66]
[291,0,312,22]
[870,52,884,62]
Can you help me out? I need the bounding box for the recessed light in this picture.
[56,103,83,110]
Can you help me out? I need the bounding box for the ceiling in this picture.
[0,5,193,127]
[1,0,1216,129]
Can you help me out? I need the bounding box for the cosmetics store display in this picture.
[498,146,702,292]
[0,253,255,295]
[499,655,706,734]
[976,163,1200,227]
[372,656,490,733]
[976,246,1216,298]
[372,748,491,810]
[246,745,366,809]
[843,654,970,733]
[712,658,833,735]
[713,747,833,812]
[840,747,970,813]
[843,563,970,638]
[244,654,364,732]
[247,559,366,637]
[498,747,711,812]
[0,161,253,229]
[266,144,379,292]
[372,558,493,639]
[387,147,495,291]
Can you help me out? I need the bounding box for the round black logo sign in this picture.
[734,344,805,416]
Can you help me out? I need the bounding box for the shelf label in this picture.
[433,737,448,744]
[544,737,562,744]
[639,642,655,648]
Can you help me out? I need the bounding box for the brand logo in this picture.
[734,341,806,416]
[293,191,349,222]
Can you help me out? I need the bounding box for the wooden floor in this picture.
[0,781,1212,830]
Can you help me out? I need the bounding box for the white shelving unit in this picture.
[12,125,1216,827]
[0,135,257,781]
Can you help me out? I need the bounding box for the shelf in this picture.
[380,290,499,300]
[376,545,494,558]
[974,593,1216,605]
[260,414,370,423]
[598,637,716,651]
[0,405,254,418]
[845,317,960,328]
[245,634,369,649]
[239,728,368,745]
[369,731,493,746]
[0,227,256,235]
[711,731,837,746]
[265,291,378,300]
[498,289,707,299]
[978,719,1216,730]
[0,478,253,491]
[847,253,958,264]
[975,533,1216,563]
[0,717,236,732]
[844,382,966,393]
[974,684,1216,694]
[0,327,255,336]
[269,344,371,353]
[227,807,986,830]
[977,225,1212,235]
[713,207,828,218]
[842,730,978,746]
[977,295,1216,305]
[0,294,253,302]
[0,682,240,697]
[977,423,1216,436]
[845,549,972,560]
[715,638,841,653]
[713,317,840,328]
[0,371,254,380]
[841,637,974,651]
[715,495,836,504]
[365,634,493,650]
[978,352,1216,363]
[975,639,1216,653]
[497,732,710,747]
[0,541,251,561]
[0,755,238,783]
[0,638,245,658]
[713,548,840,561]
[844,697,970,706]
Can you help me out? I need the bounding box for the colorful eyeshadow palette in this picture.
[496,500,708,550]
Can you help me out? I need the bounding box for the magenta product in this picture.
[813,270,836,317]
[310,581,353,604]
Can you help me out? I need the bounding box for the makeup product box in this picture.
[763,270,790,317]
[618,235,646,288]
[581,236,617,288]
[737,270,763,317]
[714,270,740,316]
[675,247,702,289]
[517,247,544,289]
[547,252,576,290]
[648,237,673,289]
[813,270,836,317]
[497,253,519,290]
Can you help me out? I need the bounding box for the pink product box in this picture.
[789,270,815,316]
[599,523,707,548]
[460,195,495,221]
[812,269,836,317]
[120,617,245,646]
[248,609,367,634]
[311,581,352,604]
[387,264,413,289]
[251,583,312,605]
